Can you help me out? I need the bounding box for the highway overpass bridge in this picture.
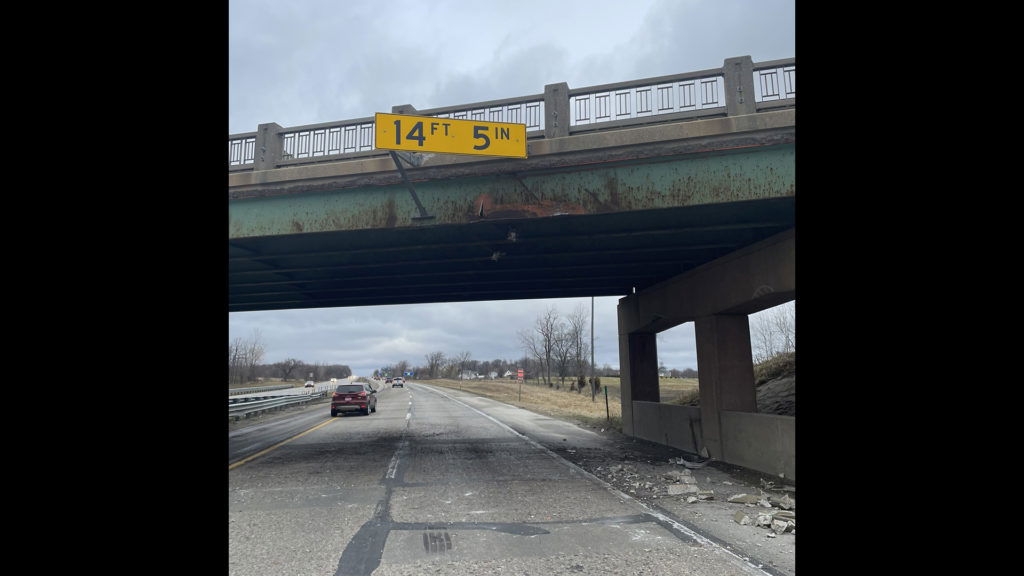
[229,55,795,480]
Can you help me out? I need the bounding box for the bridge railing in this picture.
[566,65,728,134]
[399,93,546,137]
[753,58,796,111]
[228,55,794,172]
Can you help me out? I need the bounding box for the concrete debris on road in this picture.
[663,469,697,483]
[728,493,796,534]
[562,436,795,544]
[667,484,700,495]
[727,493,762,504]
[669,456,713,469]
[772,494,796,510]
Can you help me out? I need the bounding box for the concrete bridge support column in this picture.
[628,333,661,404]
[619,330,660,435]
[694,314,757,459]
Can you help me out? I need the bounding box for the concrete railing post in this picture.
[253,122,284,171]
[723,56,756,117]
[544,82,570,139]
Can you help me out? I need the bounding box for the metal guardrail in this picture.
[228,55,794,172]
[228,390,329,420]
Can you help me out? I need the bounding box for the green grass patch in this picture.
[754,352,796,386]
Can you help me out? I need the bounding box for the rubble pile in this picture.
[729,488,796,536]
[662,467,715,503]
[594,463,658,497]
[587,453,796,539]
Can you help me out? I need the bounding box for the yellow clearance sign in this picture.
[375,112,527,158]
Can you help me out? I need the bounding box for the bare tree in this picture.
[518,329,544,384]
[535,307,560,387]
[228,330,266,386]
[425,351,445,379]
[773,301,796,354]
[519,308,560,387]
[245,329,265,383]
[565,304,591,393]
[395,360,410,378]
[228,337,244,386]
[751,302,795,363]
[551,323,572,389]
[452,351,472,379]
[275,358,301,381]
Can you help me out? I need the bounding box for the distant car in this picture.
[331,382,377,416]
[385,378,393,384]
[392,377,404,388]
[304,381,315,388]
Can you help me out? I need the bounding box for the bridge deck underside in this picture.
[228,197,794,311]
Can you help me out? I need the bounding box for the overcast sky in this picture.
[228,0,795,378]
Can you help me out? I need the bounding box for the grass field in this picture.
[425,376,700,432]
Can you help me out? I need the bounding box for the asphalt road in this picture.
[228,382,779,576]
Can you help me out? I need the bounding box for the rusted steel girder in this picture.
[229,139,793,239]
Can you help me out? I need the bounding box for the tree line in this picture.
[228,330,351,386]
[230,300,792,389]
[376,353,523,381]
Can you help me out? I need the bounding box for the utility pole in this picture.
[591,296,596,401]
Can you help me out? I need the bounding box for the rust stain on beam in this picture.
[471,193,586,220]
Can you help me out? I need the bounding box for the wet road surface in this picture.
[228,382,777,576]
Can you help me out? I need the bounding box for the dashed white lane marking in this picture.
[386,439,407,479]
[386,389,414,479]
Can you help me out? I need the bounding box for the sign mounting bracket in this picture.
[389,151,435,221]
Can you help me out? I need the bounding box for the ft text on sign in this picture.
[375,112,527,158]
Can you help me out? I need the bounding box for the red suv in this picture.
[331,383,377,416]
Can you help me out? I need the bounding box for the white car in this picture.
[304,381,315,388]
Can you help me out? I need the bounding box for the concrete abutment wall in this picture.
[618,229,795,480]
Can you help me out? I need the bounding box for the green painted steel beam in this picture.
[229,143,793,239]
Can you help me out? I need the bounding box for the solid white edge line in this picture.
[414,382,773,576]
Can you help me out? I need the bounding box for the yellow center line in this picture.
[229,417,336,470]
